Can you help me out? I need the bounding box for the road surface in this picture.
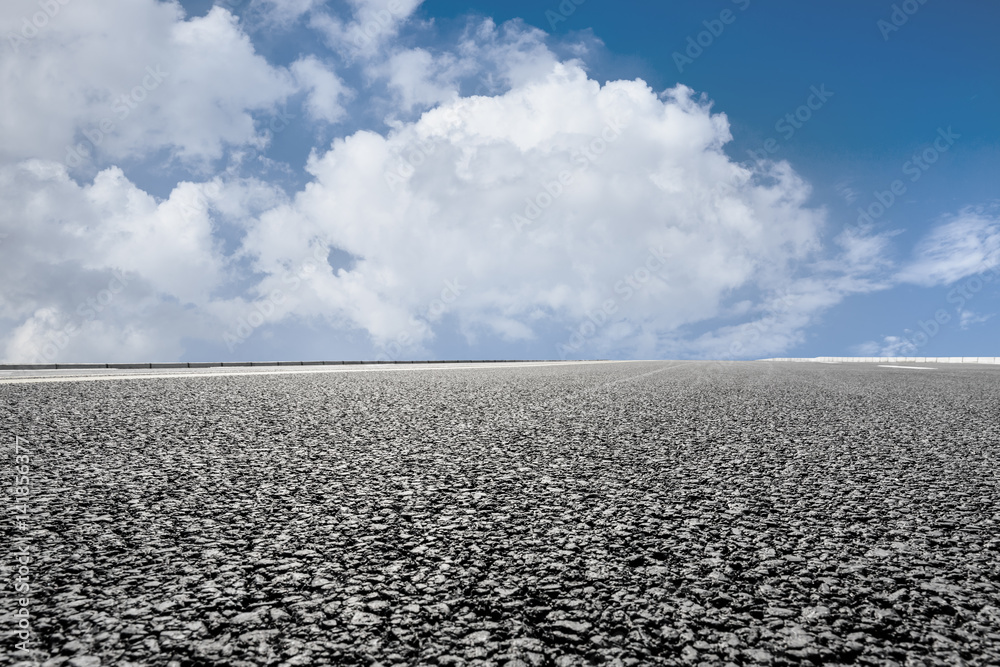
[2,360,998,665]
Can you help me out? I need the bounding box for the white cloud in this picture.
[851,340,880,356]
[682,262,894,361]
[880,336,918,356]
[0,159,287,362]
[310,0,425,59]
[373,19,567,116]
[852,336,918,357]
[453,19,565,92]
[250,0,325,26]
[958,309,994,330]
[897,208,1000,286]
[380,48,464,111]
[833,226,898,274]
[235,61,877,360]
[291,56,351,123]
[835,181,860,205]
[0,1,296,166]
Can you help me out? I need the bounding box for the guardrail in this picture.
[0,360,574,371]
[759,357,1000,364]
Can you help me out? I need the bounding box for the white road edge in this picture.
[0,360,650,385]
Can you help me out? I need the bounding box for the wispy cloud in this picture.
[959,309,994,330]
[897,207,1000,287]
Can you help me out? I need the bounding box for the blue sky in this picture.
[1,0,997,362]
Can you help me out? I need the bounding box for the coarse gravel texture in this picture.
[1,360,999,666]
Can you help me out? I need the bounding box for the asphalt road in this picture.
[2,361,998,666]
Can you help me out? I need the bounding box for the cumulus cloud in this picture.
[234,60,884,360]
[292,56,351,123]
[0,160,286,362]
[0,1,296,166]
